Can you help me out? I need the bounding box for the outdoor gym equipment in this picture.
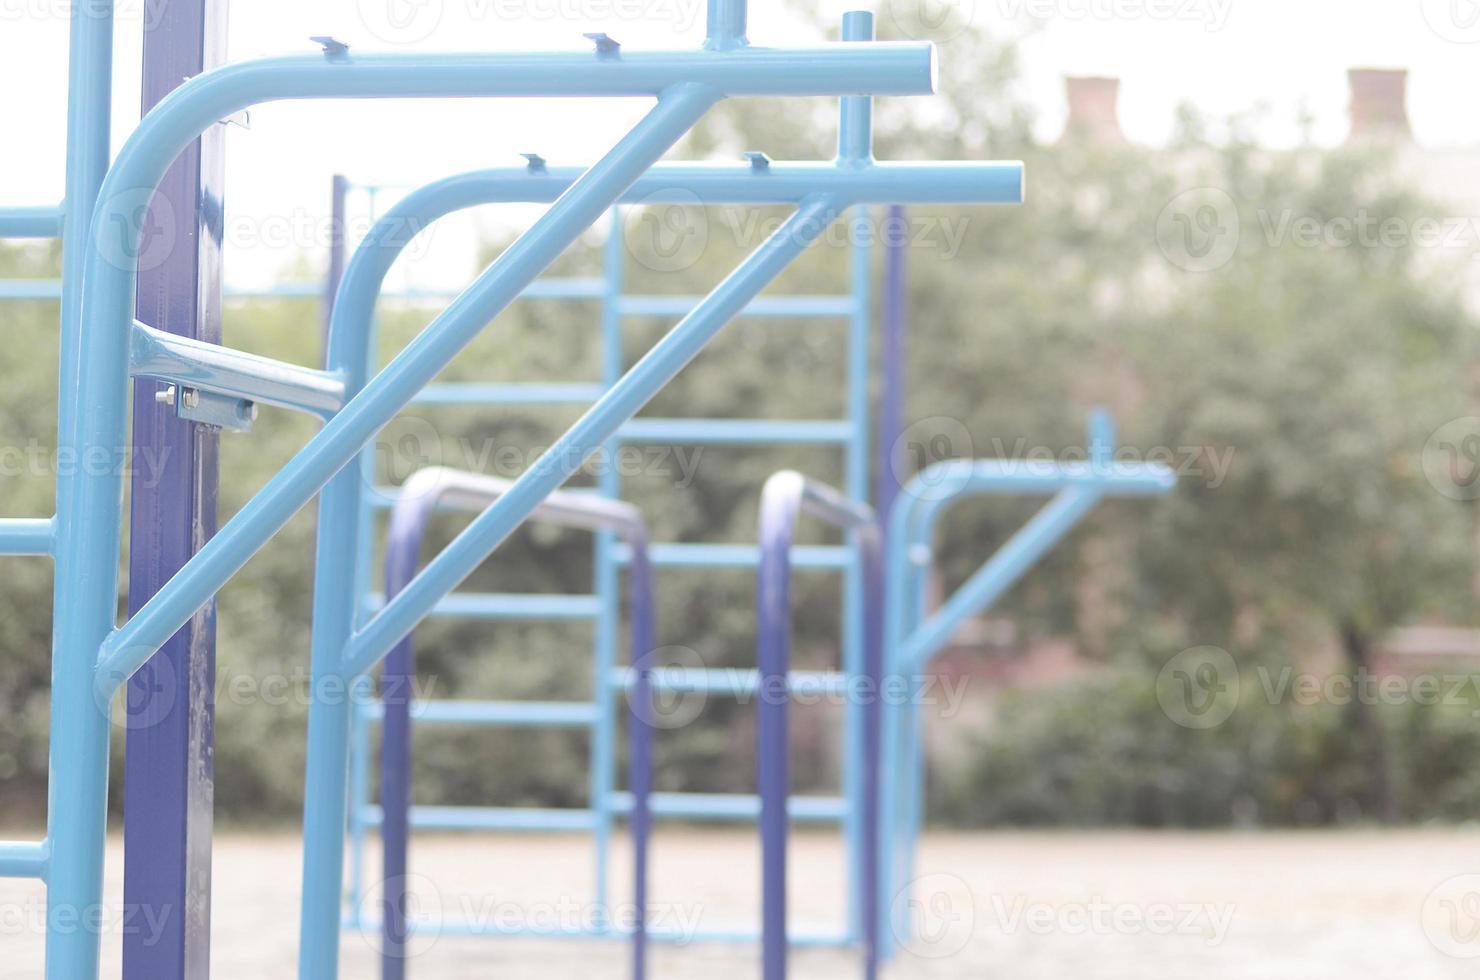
[4,0,1025,976]
[373,468,657,980]
[755,472,884,980]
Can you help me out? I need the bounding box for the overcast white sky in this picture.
[2,0,1478,287]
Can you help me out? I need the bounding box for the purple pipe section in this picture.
[874,204,906,527]
[121,0,226,975]
[756,472,883,980]
[378,469,656,980]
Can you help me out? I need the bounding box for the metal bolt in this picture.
[154,385,177,405]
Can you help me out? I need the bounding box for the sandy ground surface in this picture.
[3,827,1480,977]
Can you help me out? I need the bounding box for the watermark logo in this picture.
[1423,874,1480,958]
[95,187,177,274]
[1155,187,1240,273]
[1156,645,1239,729]
[891,873,976,958]
[624,190,709,274]
[884,0,975,41]
[1421,0,1480,43]
[1423,417,1480,502]
[357,0,446,44]
[628,645,709,729]
[357,874,445,959]
[985,893,1236,944]
[891,416,975,502]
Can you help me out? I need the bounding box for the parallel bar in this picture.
[412,382,606,406]
[0,206,64,238]
[619,418,852,444]
[0,518,54,556]
[361,698,600,727]
[756,471,883,980]
[363,591,602,620]
[0,840,48,879]
[130,321,347,418]
[361,918,851,947]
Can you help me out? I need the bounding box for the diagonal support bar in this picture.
[341,193,846,679]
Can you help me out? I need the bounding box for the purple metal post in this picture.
[378,468,656,979]
[121,0,226,975]
[874,204,907,527]
[756,472,883,980]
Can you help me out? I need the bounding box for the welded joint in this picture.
[520,153,548,174]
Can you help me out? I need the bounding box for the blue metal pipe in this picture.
[341,195,847,681]
[130,320,347,418]
[0,840,49,879]
[756,472,882,980]
[0,518,55,556]
[95,84,719,697]
[0,206,65,238]
[375,467,656,980]
[619,418,852,444]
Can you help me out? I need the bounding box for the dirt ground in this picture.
[3,827,1480,977]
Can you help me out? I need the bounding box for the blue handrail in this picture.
[756,472,883,980]
[376,468,656,980]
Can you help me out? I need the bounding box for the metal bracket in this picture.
[156,384,257,432]
[309,36,350,61]
[583,32,621,56]
[520,153,548,174]
[743,151,771,172]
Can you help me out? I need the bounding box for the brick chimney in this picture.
[1348,68,1410,141]
[1063,76,1124,145]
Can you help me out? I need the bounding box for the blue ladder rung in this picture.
[412,382,605,406]
[362,592,601,620]
[607,791,846,822]
[613,541,851,569]
[619,418,852,444]
[609,666,850,697]
[360,698,599,727]
[0,279,62,301]
[362,805,600,832]
[616,294,854,318]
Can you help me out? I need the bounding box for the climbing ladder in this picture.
[338,172,880,945]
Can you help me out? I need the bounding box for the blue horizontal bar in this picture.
[0,840,48,878]
[614,542,851,569]
[619,419,853,444]
[362,805,599,832]
[361,698,599,727]
[608,791,846,823]
[363,592,601,620]
[412,382,606,406]
[0,206,63,238]
[616,295,854,318]
[0,518,54,557]
[0,279,61,300]
[609,666,850,697]
[351,916,851,947]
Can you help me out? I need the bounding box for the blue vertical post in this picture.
[122,0,226,976]
[838,10,874,944]
[591,210,626,933]
[875,203,907,530]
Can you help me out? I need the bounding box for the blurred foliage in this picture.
[0,13,1476,828]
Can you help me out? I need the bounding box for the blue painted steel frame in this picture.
[373,468,657,980]
[877,411,1176,956]
[755,473,883,980]
[29,5,1022,976]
